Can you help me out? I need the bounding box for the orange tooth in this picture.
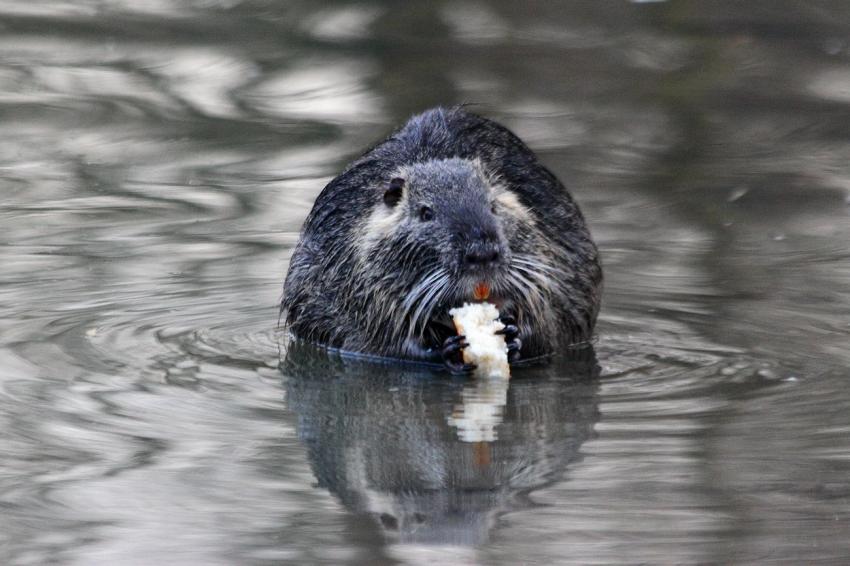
[473,282,490,301]
[473,441,491,468]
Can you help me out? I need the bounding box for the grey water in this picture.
[1,1,849,564]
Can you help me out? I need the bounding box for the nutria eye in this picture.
[419,205,434,222]
[491,202,498,214]
[383,177,404,207]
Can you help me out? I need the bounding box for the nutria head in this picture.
[358,157,553,352]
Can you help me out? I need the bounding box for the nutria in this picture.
[281,107,602,371]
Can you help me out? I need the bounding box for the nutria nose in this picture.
[464,245,501,268]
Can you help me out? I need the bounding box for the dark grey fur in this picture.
[281,107,602,362]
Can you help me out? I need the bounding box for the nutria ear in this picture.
[383,177,404,207]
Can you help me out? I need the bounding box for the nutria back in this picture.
[282,107,601,362]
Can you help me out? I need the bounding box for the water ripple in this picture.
[2,1,850,564]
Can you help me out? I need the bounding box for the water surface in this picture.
[1,2,850,564]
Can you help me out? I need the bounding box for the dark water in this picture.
[2,2,850,564]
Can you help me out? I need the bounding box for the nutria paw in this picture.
[442,335,476,374]
[495,315,521,363]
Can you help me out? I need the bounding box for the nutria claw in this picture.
[495,316,521,362]
[506,337,522,363]
[442,335,476,374]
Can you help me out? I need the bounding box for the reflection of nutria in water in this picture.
[281,107,602,371]
[282,342,600,546]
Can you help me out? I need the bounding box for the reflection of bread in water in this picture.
[447,378,508,443]
[449,302,509,378]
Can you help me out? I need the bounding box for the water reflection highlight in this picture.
[283,342,599,549]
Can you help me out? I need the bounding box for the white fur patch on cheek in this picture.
[356,168,412,257]
[495,189,533,222]
[358,203,405,255]
[472,158,534,223]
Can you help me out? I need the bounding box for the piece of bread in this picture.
[449,302,510,379]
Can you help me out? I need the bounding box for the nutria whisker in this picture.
[510,258,558,293]
[511,255,562,276]
[401,267,446,313]
[397,266,446,338]
[408,271,452,343]
[503,270,550,336]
